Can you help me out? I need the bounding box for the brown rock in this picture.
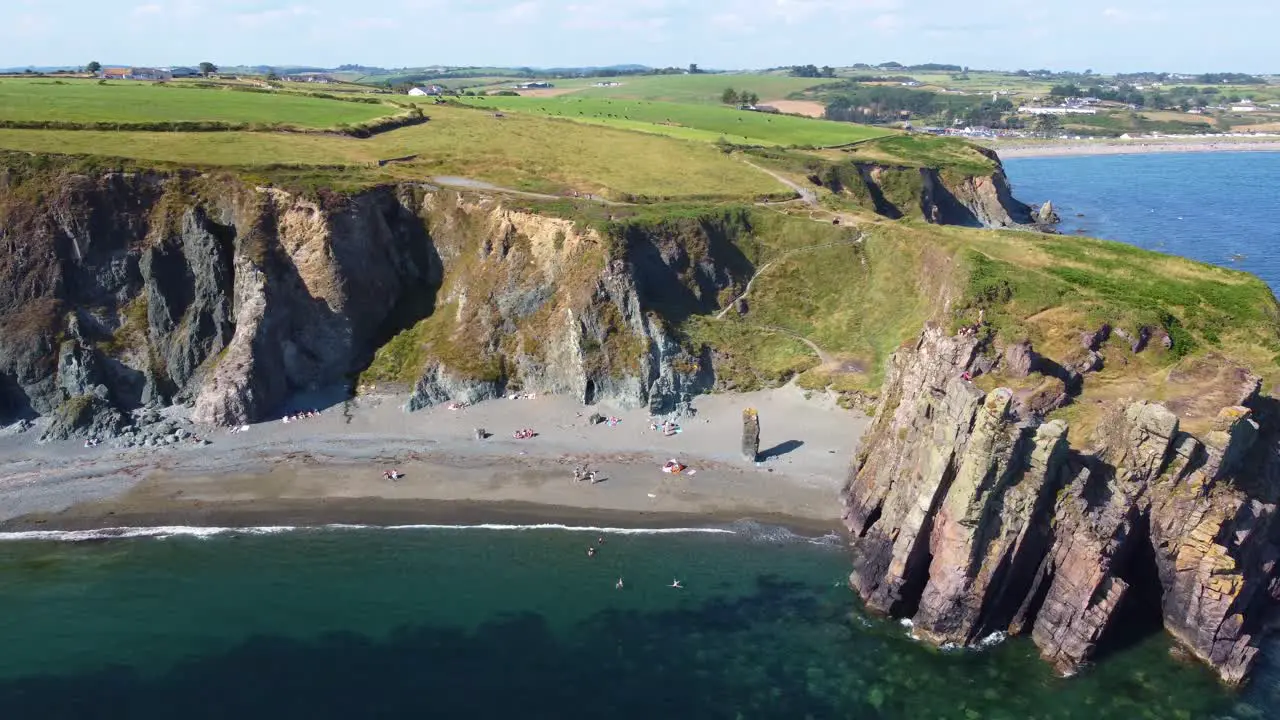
[843,325,1280,686]
[1004,340,1037,378]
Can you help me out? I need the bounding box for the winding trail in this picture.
[715,236,863,320]
[742,160,818,206]
[752,325,834,366]
[429,176,633,206]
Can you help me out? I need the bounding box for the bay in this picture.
[0,524,1272,719]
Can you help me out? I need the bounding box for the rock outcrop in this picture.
[0,168,741,432]
[844,324,1280,684]
[807,148,1032,229]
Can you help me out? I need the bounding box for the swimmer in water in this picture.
[587,547,596,557]
[598,536,605,544]
[671,579,683,589]
[616,578,624,590]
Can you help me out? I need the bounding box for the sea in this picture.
[3,152,1280,719]
[1003,151,1280,293]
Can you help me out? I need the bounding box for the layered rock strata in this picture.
[844,324,1280,684]
[0,170,737,434]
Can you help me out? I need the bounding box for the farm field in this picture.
[0,78,391,127]
[455,95,892,147]
[0,104,785,200]
[562,73,844,104]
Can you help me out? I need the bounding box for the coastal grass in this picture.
[453,95,892,147]
[0,105,784,200]
[0,78,390,127]
[836,134,998,174]
[669,205,1280,419]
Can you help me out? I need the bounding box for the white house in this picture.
[1018,106,1098,115]
[408,85,444,96]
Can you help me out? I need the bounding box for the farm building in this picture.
[283,73,334,83]
[514,81,554,90]
[99,67,172,81]
[408,85,445,96]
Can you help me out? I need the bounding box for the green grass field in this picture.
[0,78,391,127]
[560,74,844,104]
[0,104,784,200]
[455,95,891,147]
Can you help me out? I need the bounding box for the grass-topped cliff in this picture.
[0,79,1276,443]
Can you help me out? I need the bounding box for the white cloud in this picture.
[132,3,163,16]
[497,1,542,24]
[710,12,756,34]
[234,5,313,29]
[353,17,396,30]
[869,12,902,31]
[562,3,671,35]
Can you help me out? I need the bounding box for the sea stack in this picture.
[742,408,760,462]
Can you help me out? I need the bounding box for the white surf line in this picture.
[0,523,737,543]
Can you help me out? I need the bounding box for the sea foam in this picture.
[0,523,737,543]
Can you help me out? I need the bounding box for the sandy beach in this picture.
[0,385,867,534]
[987,137,1280,159]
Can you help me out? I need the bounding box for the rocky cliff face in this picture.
[812,147,1032,229]
[844,325,1280,683]
[0,169,739,435]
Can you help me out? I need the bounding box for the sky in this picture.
[2,0,1276,74]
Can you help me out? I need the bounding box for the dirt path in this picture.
[754,325,835,365]
[715,237,862,320]
[743,160,818,206]
[430,176,632,206]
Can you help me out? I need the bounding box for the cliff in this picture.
[0,167,749,436]
[844,324,1280,684]
[799,139,1034,228]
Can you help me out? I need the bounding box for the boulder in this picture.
[1003,340,1037,378]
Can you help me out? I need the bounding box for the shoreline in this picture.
[0,496,845,539]
[0,386,865,539]
[984,138,1280,159]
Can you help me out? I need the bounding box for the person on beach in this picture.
[573,465,584,481]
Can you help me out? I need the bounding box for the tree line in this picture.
[721,88,760,106]
[789,64,837,78]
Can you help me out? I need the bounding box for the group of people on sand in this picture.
[512,428,537,440]
[382,469,404,481]
[585,536,684,590]
[650,420,681,437]
[447,401,470,411]
[281,410,320,424]
[572,465,600,484]
[83,437,102,448]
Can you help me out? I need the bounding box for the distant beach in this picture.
[0,385,866,534]
[987,137,1280,159]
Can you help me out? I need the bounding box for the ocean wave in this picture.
[0,523,737,543]
[722,519,844,546]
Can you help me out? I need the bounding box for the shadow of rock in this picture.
[760,440,805,460]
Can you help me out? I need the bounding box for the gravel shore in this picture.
[0,385,868,532]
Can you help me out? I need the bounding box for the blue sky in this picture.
[3,0,1275,73]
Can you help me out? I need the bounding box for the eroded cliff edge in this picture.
[843,324,1280,684]
[0,167,758,436]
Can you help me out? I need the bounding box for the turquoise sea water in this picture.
[0,524,1277,719]
[1003,152,1280,292]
